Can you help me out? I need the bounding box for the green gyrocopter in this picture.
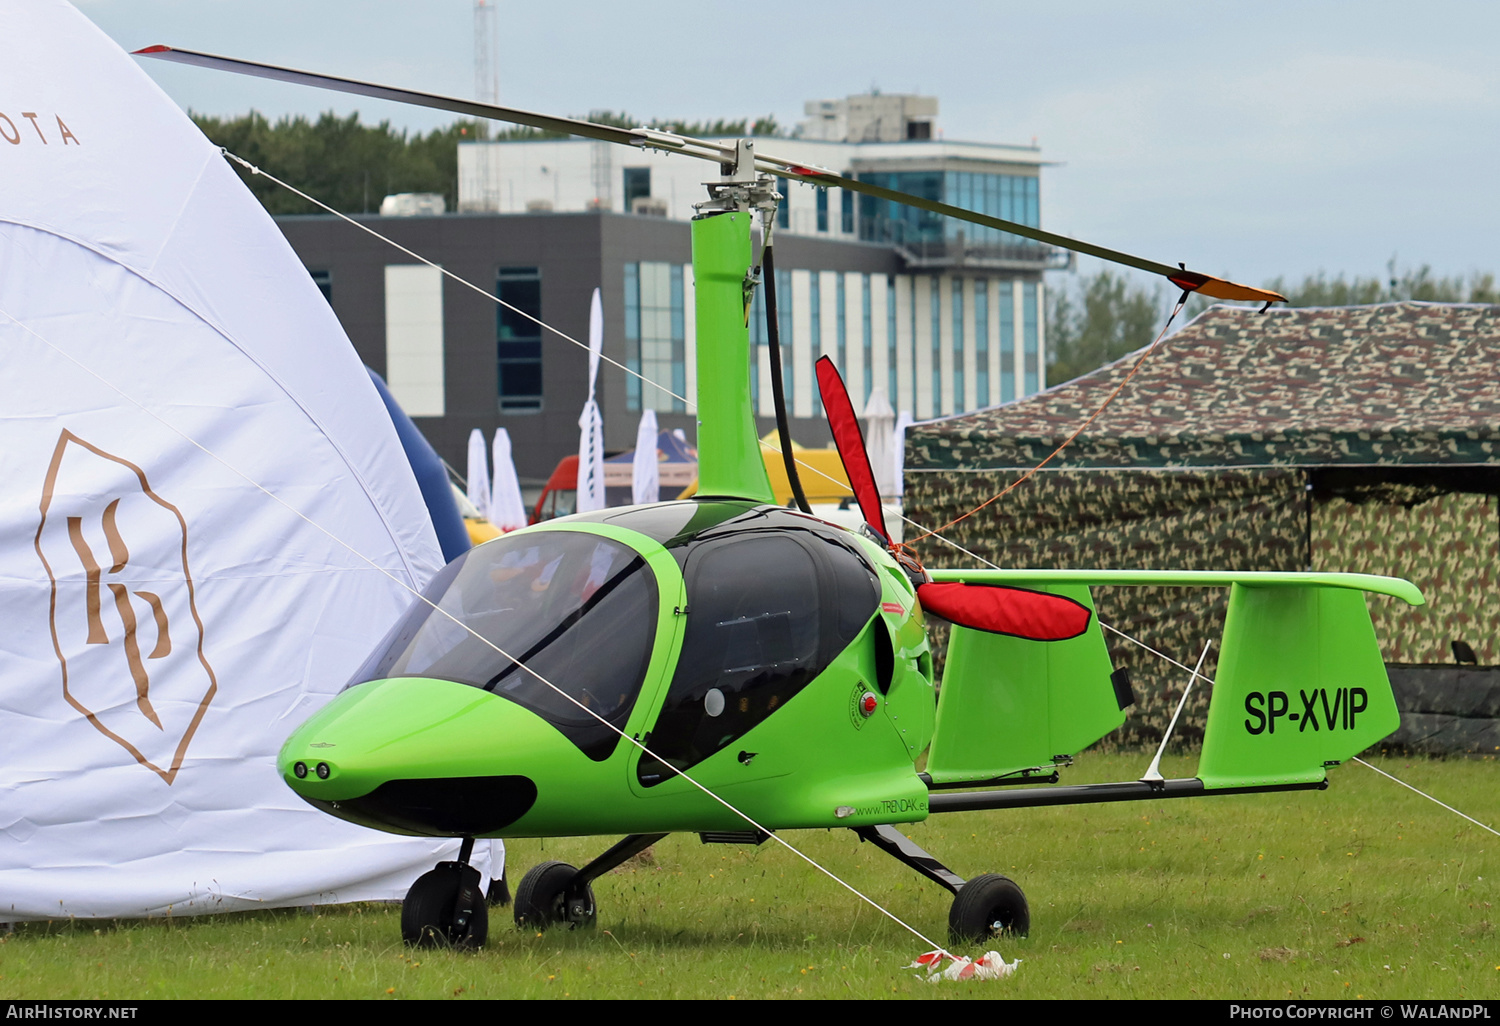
[139,46,1427,950]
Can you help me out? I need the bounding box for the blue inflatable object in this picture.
[365,367,471,563]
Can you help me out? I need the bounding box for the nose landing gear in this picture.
[401,837,489,948]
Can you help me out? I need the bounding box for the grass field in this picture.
[1,749,1495,1000]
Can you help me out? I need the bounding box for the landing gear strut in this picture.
[514,833,667,931]
[401,836,488,948]
[854,824,1029,945]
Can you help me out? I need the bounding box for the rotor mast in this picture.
[689,139,776,503]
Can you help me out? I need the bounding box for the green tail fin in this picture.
[1199,584,1401,789]
[926,584,1126,784]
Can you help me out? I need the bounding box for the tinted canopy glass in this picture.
[637,522,879,785]
[351,531,658,761]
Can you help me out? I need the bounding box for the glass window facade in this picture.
[1023,281,1040,396]
[623,167,651,210]
[974,279,990,407]
[816,188,828,233]
[1000,284,1015,403]
[861,274,873,402]
[887,276,897,407]
[497,266,542,411]
[930,276,941,414]
[856,170,1040,251]
[624,261,686,412]
[810,275,821,413]
[836,274,847,375]
[951,282,964,413]
[841,190,855,234]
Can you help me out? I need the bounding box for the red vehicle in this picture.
[530,454,577,524]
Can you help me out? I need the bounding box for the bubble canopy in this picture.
[349,530,659,761]
[349,504,881,766]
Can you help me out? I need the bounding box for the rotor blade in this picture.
[915,582,1092,642]
[132,45,727,158]
[814,356,890,545]
[135,46,1285,305]
[759,158,1285,304]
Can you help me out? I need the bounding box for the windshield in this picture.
[350,531,659,760]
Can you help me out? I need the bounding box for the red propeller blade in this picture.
[916,582,1092,642]
[815,356,890,544]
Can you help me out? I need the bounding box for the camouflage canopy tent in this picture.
[905,303,1500,750]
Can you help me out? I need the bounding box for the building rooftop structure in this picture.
[458,91,1063,274]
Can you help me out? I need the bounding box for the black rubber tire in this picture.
[513,860,596,931]
[948,873,1030,944]
[401,864,489,949]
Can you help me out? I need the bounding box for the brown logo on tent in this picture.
[34,430,217,784]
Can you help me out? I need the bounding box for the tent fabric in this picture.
[909,303,1500,472]
[367,368,470,563]
[0,0,457,919]
[905,303,1500,744]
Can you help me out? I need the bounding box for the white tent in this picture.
[0,0,469,918]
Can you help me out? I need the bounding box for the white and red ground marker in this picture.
[906,949,1021,983]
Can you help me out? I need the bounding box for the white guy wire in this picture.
[1352,757,1500,837]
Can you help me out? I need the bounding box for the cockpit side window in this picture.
[349,532,658,761]
[637,527,877,786]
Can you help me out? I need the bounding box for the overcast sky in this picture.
[77,0,1500,294]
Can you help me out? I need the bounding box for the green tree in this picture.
[192,111,480,215]
[193,109,788,216]
[1046,270,1164,385]
[1265,263,1497,306]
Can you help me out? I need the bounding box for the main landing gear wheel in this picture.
[401,862,488,949]
[948,873,1030,945]
[513,860,596,931]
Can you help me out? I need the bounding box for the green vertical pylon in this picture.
[691,210,774,503]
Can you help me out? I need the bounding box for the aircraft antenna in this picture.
[473,1,498,109]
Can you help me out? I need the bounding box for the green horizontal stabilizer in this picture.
[926,568,1425,607]
[926,584,1125,785]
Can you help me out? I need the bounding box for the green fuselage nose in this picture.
[280,677,556,837]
